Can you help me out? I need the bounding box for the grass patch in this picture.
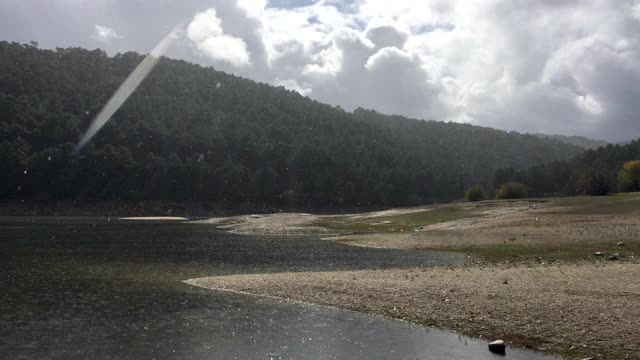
[317,206,479,233]
[421,242,637,263]
[548,192,640,215]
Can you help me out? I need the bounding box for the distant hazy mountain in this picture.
[533,134,608,150]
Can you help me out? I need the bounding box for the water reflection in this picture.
[0,218,558,359]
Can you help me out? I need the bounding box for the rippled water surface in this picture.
[0,217,559,359]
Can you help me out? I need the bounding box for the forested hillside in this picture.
[533,134,608,150]
[0,41,583,208]
[495,140,640,197]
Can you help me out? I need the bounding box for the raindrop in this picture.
[23,170,27,174]
[47,156,52,161]
[216,82,221,88]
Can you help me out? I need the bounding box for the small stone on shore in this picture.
[488,339,506,354]
[608,253,621,261]
[594,252,604,257]
[617,242,625,246]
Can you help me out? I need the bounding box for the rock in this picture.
[617,242,625,246]
[608,253,621,261]
[594,252,604,257]
[249,214,261,219]
[488,339,506,354]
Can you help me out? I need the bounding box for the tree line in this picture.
[491,140,640,198]
[0,41,585,209]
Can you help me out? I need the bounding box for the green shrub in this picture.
[465,186,485,202]
[496,182,528,199]
[578,169,609,196]
[619,170,635,193]
[618,160,640,193]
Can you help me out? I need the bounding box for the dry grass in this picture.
[334,194,640,263]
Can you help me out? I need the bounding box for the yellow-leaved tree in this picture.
[618,160,640,192]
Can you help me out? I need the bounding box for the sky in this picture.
[2,0,640,142]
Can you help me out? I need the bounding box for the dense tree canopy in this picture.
[497,141,640,197]
[0,41,584,209]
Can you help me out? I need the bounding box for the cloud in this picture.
[193,0,639,141]
[92,25,121,42]
[236,0,267,18]
[364,22,409,50]
[187,8,251,67]
[363,46,438,118]
[632,1,640,21]
[2,0,640,141]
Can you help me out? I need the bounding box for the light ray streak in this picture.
[75,28,180,152]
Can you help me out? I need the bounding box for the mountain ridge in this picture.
[532,134,608,150]
[0,41,584,207]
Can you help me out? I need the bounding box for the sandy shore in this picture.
[192,213,331,234]
[185,195,640,359]
[191,204,441,235]
[187,262,640,360]
[119,216,188,221]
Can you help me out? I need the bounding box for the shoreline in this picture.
[181,193,640,359]
[0,199,417,218]
[186,262,640,360]
[6,194,640,359]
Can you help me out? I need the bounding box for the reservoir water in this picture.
[0,217,560,359]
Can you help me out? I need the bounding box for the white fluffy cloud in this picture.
[92,25,121,43]
[283,1,639,140]
[187,8,251,67]
[109,1,640,140]
[3,0,639,140]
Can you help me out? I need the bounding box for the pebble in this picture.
[488,339,506,354]
[617,242,625,246]
[608,253,621,261]
[594,252,604,257]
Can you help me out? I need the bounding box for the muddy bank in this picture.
[187,263,640,360]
